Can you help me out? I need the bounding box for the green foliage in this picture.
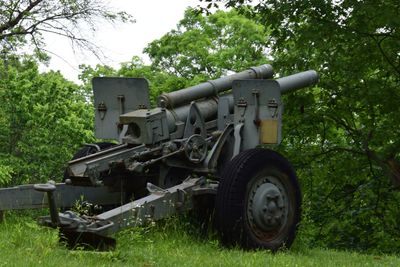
[265,1,400,253]
[207,0,400,251]
[80,9,271,106]
[0,163,13,185]
[145,8,269,78]
[199,0,400,252]
[0,0,133,184]
[0,56,94,185]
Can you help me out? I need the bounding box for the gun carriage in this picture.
[0,65,318,251]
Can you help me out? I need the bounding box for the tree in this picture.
[200,0,400,252]
[0,56,94,185]
[144,8,269,79]
[0,0,133,185]
[0,0,132,58]
[81,8,271,101]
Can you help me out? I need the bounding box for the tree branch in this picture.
[0,0,43,36]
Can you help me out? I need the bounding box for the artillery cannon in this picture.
[0,65,318,251]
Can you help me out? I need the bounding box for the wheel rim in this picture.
[246,173,289,241]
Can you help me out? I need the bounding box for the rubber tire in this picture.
[215,148,301,251]
[63,142,115,181]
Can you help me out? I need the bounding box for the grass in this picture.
[0,211,399,267]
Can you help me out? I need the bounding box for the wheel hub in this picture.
[250,183,285,231]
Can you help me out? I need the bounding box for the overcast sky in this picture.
[40,0,200,83]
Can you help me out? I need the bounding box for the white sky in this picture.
[40,0,200,83]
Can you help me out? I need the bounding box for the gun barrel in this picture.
[164,70,318,133]
[158,64,274,108]
[277,70,319,94]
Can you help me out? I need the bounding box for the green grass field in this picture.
[0,211,398,267]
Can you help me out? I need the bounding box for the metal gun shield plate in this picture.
[93,77,150,140]
[232,80,282,151]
